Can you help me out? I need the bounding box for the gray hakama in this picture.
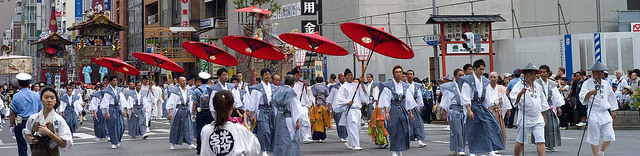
[61,95,80,133]
[411,107,425,141]
[169,104,193,145]
[167,86,194,145]
[440,81,467,153]
[272,86,302,156]
[448,105,466,153]
[460,76,504,154]
[248,84,277,152]
[126,91,147,137]
[91,92,109,138]
[531,79,563,148]
[328,83,348,139]
[103,86,126,146]
[382,82,413,151]
[128,104,147,137]
[107,105,125,145]
[94,107,108,138]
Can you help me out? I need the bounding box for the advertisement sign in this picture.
[200,18,213,29]
[181,0,190,26]
[75,0,83,22]
[445,43,489,54]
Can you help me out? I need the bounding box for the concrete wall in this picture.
[493,32,640,77]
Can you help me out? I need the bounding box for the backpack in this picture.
[197,88,210,109]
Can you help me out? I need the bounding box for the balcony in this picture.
[143,27,196,63]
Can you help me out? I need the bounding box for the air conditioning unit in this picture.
[214,18,227,28]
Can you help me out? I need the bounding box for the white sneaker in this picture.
[189,144,197,150]
[340,138,347,142]
[352,146,363,150]
[143,133,150,139]
[598,151,605,156]
[559,127,567,130]
[106,137,111,141]
[110,144,117,149]
[576,122,586,126]
[391,151,398,156]
[318,139,324,143]
[146,128,151,133]
[551,147,558,152]
[303,140,313,144]
[489,151,500,156]
[469,154,476,156]
[170,144,175,150]
[117,143,120,147]
[456,152,466,156]
[444,126,450,131]
[417,140,427,148]
[261,152,269,156]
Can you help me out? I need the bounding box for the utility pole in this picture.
[432,0,440,79]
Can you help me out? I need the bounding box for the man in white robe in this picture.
[578,62,618,156]
[290,68,313,143]
[335,69,368,151]
[510,64,549,156]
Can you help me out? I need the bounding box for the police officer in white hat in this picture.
[193,72,214,155]
[9,73,43,156]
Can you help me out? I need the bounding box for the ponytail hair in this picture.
[213,90,234,128]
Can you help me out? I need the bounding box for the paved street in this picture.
[0,115,639,156]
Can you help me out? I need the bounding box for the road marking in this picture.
[74,133,96,139]
[431,140,450,144]
[561,137,576,140]
[0,137,172,149]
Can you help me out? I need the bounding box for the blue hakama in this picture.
[107,106,125,145]
[63,105,79,133]
[128,104,147,137]
[411,107,425,141]
[94,107,109,138]
[169,104,193,145]
[253,105,275,152]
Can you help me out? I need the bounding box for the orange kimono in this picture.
[368,105,389,146]
[310,104,332,141]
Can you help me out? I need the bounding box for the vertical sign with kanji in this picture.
[199,35,210,72]
[301,20,318,33]
[181,0,190,27]
[301,0,316,15]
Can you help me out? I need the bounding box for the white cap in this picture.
[198,72,211,79]
[16,73,32,81]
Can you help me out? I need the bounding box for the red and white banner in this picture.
[353,42,371,61]
[181,0,190,26]
[294,49,307,67]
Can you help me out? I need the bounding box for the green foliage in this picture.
[630,91,640,109]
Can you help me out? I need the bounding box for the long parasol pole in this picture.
[299,48,314,101]
[345,43,377,115]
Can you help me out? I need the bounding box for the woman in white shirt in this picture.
[201,90,261,156]
[22,87,73,156]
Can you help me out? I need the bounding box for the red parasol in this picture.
[279,32,348,56]
[132,52,185,72]
[340,22,414,59]
[340,22,415,114]
[182,41,238,66]
[45,47,56,55]
[91,57,141,75]
[235,5,272,15]
[222,35,284,61]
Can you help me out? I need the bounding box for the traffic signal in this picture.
[462,32,475,52]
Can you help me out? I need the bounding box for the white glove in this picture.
[191,115,196,122]
[10,126,15,136]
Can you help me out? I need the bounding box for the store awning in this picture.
[169,27,197,33]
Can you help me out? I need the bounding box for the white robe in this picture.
[334,82,368,147]
[578,78,618,145]
[486,85,513,116]
[58,96,84,115]
[293,81,311,141]
[22,110,73,151]
[200,122,261,156]
[509,82,550,127]
[378,81,418,111]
